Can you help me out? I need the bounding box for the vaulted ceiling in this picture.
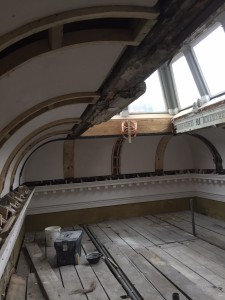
[0,0,224,195]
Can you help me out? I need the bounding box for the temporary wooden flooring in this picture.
[7,211,225,299]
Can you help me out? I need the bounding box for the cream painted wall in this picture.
[74,138,117,177]
[121,136,161,174]
[21,128,225,184]
[164,135,194,171]
[186,135,215,169]
[23,141,64,181]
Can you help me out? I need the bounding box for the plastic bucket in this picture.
[45,226,61,247]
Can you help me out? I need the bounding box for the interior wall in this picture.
[23,141,64,181]
[26,197,189,231]
[120,135,161,174]
[196,127,225,167]
[22,132,218,183]
[164,135,194,171]
[74,138,117,177]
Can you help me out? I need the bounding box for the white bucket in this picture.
[45,226,61,247]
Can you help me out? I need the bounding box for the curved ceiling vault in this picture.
[0,0,224,195]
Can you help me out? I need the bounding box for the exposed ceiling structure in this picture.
[0,0,225,195]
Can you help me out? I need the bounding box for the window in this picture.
[193,25,225,96]
[171,54,200,109]
[128,70,167,114]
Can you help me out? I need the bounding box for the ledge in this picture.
[0,190,34,280]
[173,96,225,133]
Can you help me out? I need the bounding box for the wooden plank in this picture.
[82,232,126,299]
[123,248,188,300]
[145,245,224,300]
[16,247,32,277]
[6,274,26,300]
[175,211,225,236]
[25,243,70,300]
[165,244,225,281]
[156,212,225,249]
[92,224,187,299]
[82,117,172,136]
[193,239,225,260]
[122,217,164,245]
[103,241,164,300]
[76,264,109,300]
[140,247,219,300]
[182,240,225,267]
[99,220,152,250]
[60,265,87,300]
[27,273,45,300]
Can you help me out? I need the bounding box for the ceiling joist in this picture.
[0,5,159,51]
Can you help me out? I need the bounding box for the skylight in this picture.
[128,70,167,114]
[171,54,200,110]
[193,25,225,96]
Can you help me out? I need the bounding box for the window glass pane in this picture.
[171,55,200,109]
[129,70,167,113]
[193,25,225,95]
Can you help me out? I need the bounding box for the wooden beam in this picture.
[48,25,63,50]
[71,0,225,137]
[63,140,75,179]
[155,135,172,172]
[0,6,159,51]
[0,22,153,79]
[82,116,172,137]
[5,274,26,300]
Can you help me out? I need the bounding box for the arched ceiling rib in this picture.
[0,92,99,148]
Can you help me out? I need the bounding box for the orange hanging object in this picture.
[121,120,137,143]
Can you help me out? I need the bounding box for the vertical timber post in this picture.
[190,198,196,237]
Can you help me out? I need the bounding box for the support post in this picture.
[190,198,196,236]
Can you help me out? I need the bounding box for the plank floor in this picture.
[8,211,225,299]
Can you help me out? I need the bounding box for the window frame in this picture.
[128,69,168,115]
[170,52,201,111]
[191,22,225,98]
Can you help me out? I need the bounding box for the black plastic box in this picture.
[54,230,83,267]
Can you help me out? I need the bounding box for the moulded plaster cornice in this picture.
[28,191,195,215]
[33,173,225,198]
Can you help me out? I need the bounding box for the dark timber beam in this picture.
[71,0,225,137]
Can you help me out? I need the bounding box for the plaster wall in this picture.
[24,141,64,181]
[74,138,117,177]
[164,135,194,171]
[121,135,161,174]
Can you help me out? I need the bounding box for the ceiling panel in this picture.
[0,44,124,130]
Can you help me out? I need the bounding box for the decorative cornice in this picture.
[173,98,225,133]
[28,173,225,215]
[28,191,195,215]
[34,174,225,195]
